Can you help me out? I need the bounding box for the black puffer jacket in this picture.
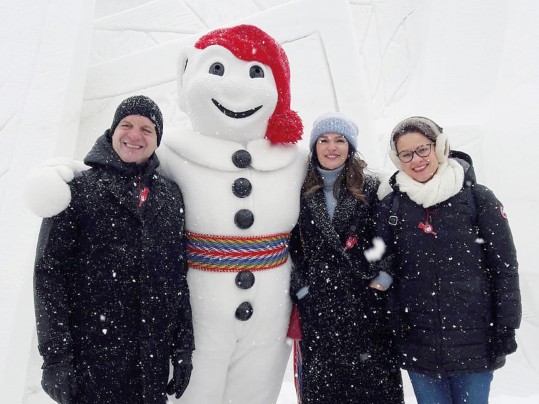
[34,133,194,403]
[290,174,403,404]
[374,151,521,376]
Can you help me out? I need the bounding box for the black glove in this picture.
[166,350,193,399]
[41,355,77,404]
[494,327,517,357]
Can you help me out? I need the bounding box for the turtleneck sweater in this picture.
[316,165,344,220]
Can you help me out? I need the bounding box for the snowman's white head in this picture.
[177,24,303,145]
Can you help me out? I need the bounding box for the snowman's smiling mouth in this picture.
[212,99,262,119]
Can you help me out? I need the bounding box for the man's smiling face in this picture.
[111,115,157,164]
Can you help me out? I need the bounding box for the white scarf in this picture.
[395,159,464,208]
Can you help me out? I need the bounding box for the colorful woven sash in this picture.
[185,232,290,272]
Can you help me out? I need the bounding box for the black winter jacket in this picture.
[374,151,521,377]
[290,174,403,404]
[34,133,194,403]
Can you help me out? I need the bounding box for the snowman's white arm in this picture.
[24,158,89,218]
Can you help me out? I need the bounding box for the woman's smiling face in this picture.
[396,132,439,183]
[315,133,349,170]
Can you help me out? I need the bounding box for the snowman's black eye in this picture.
[249,65,264,78]
[209,62,224,76]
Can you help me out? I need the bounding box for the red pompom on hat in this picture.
[195,24,303,144]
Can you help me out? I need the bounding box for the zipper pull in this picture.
[418,208,437,235]
[418,221,437,235]
[344,234,358,250]
[138,186,149,207]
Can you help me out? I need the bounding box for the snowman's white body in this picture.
[158,37,307,404]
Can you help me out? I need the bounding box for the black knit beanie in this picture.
[110,95,164,145]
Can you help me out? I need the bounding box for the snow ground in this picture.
[2,0,539,403]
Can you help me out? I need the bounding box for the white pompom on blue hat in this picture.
[309,112,358,151]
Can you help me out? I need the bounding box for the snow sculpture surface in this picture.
[158,25,307,403]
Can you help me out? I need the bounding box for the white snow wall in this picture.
[1,0,539,403]
[0,0,95,402]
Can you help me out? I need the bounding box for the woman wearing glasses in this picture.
[373,116,521,404]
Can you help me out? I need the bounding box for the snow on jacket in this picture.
[289,174,404,404]
[34,133,194,403]
[374,150,521,377]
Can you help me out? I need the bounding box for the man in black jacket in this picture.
[33,95,194,403]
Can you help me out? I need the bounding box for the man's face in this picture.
[111,115,158,164]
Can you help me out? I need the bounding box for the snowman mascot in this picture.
[27,25,307,404]
[159,24,307,404]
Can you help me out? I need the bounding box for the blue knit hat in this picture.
[309,112,358,151]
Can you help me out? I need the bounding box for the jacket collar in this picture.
[389,150,476,191]
[305,188,358,252]
[84,130,160,176]
[93,169,170,222]
[84,132,166,220]
[390,153,467,208]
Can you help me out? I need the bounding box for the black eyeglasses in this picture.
[396,143,435,163]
